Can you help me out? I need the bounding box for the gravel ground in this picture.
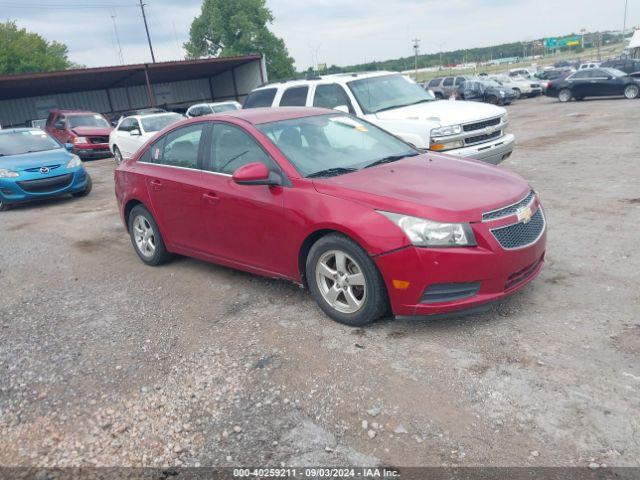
[0,96,639,468]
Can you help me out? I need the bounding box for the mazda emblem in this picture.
[40,167,50,174]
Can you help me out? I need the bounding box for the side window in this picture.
[428,78,441,87]
[313,84,354,112]
[442,77,454,86]
[244,88,277,108]
[455,77,466,86]
[209,123,272,175]
[157,124,204,169]
[570,71,589,80]
[118,119,132,132]
[279,86,309,106]
[131,119,141,132]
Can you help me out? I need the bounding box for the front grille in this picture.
[491,208,545,250]
[483,191,535,221]
[465,130,501,145]
[17,173,73,193]
[25,164,61,173]
[463,116,501,132]
[89,136,109,144]
[505,256,544,290]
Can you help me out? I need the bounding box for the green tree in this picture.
[185,0,295,80]
[0,21,71,75]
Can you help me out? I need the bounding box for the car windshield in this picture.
[347,74,435,114]
[68,114,110,129]
[140,113,183,133]
[603,68,627,78]
[212,104,238,113]
[0,130,61,157]
[257,113,418,178]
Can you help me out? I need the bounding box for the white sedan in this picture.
[490,75,542,99]
[109,112,184,164]
[185,101,241,118]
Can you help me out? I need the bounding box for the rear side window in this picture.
[455,77,466,85]
[152,124,204,169]
[279,86,309,106]
[313,84,354,112]
[442,77,454,86]
[244,88,277,108]
[428,78,441,87]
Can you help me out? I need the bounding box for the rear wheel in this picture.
[306,233,388,327]
[113,146,123,165]
[558,88,572,103]
[128,205,172,266]
[434,92,444,100]
[624,84,639,99]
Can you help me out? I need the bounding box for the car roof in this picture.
[198,107,334,125]
[125,112,181,121]
[0,127,48,136]
[253,71,398,91]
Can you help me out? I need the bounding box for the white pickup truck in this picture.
[243,71,514,165]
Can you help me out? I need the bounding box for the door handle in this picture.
[202,192,219,205]
[150,179,163,190]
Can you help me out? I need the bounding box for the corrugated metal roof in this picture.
[0,55,263,100]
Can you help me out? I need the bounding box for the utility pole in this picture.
[139,0,156,63]
[622,0,629,38]
[412,38,420,78]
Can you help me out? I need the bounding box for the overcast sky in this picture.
[2,0,638,70]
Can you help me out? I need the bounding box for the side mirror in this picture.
[130,128,142,136]
[55,120,65,130]
[333,105,350,114]
[64,142,74,151]
[232,162,281,186]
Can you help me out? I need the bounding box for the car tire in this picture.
[512,88,521,99]
[624,84,639,99]
[486,95,499,105]
[113,146,123,165]
[434,92,443,100]
[306,233,388,327]
[558,88,572,103]
[0,199,11,212]
[128,204,172,266]
[72,174,92,197]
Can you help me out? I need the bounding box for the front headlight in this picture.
[378,211,476,247]
[66,155,82,168]
[0,168,19,178]
[430,125,462,137]
[72,137,88,144]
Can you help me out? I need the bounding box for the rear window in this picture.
[244,88,277,109]
[279,86,308,106]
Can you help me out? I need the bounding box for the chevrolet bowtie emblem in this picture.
[517,206,533,224]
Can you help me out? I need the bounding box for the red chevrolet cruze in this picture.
[114,107,546,326]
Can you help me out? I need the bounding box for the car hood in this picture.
[72,126,112,137]
[374,99,505,126]
[312,154,530,223]
[0,148,73,171]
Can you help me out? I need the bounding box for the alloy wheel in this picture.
[114,147,123,164]
[558,89,572,102]
[132,215,156,258]
[315,250,367,314]
[624,85,639,99]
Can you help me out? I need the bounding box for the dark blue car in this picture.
[0,128,92,211]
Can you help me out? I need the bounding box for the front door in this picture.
[200,122,286,275]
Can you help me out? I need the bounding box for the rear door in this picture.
[144,122,213,254]
[442,77,455,97]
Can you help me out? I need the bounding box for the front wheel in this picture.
[558,88,572,103]
[128,205,172,266]
[306,234,388,326]
[113,146,123,165]
[624,84,639,99]
[72,174,92,197]
[486,95,499,105]
[512,88,521,99]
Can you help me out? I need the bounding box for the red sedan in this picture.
[114,107,546,326]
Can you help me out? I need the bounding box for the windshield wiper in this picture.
[307,167,358,178]
[363,152,419,169]
[374,98,434,113]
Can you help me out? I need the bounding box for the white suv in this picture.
[244,72,514,165]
